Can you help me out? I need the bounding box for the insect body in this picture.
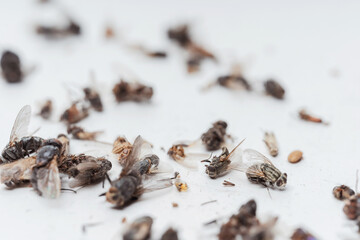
[201,120,228,151]
[1,105,44,163]
[112,136,133,165]
[123,216,153,240]
[83,87,103,112]
[243,149,287,190]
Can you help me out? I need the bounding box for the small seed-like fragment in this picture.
[172,202,178,208]
[288,150,303,163]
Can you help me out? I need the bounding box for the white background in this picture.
[0,1,359,239]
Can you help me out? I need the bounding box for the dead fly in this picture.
[1,105,44,163]
[36,19,81,39]
[60,102,89,124]
[167,24,216,73]
[203,139,245,179]
[0,156,36,188]
[123,216,153,240]
[333,185,355,200]
[105,136,172,208]
[161,228,178,240]
[112,136,133,165]
[343,194,360,220]
[264,79,285,100]
[299,109,328,125]
[113,80,153,103]
[59,154,112,188]
[83,87,103,112]
[31,138,63,198]
[242,149,287,190]
[291,228,317,240]
[263,132,278,157]
[38,100,53,120]
[201,120,228,151]
[167,143,207,169]
[219,199,277,240]
[67,125,102,141]
[1,51,23,83]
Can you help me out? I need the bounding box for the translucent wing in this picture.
[36,159,61,199]
[10,105,31,142]
[243,149,274,166]
[121,136,147,175]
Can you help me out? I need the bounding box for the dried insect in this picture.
[31,138,63,198]
[1,51,23,83]
[161,228,178,240]
[167,143,206,169]
[242,149,287,190]
[204,139,245,179]
[0,156,36,188]
[291,228,316,240]
[67,125,102,141]
[263,132,278,157]
[112,136,133,165]
[343,194,360,220]
[38,100,53,120]
[57,134,70,163]
[201,120,228,151]
[288,150,303,164]
[113,80,153,103]
[174,174,188,192]
[264,79,285,100]
[1,105,44,163]
[83,87,103,112]
[123,216,153,240]
[299,109,328,125]
[36,20,81,39]
[60,102,89,124]
[59,154,112,188]
[223,180,235,186]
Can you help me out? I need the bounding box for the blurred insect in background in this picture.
[263,132,278,157]
[1,50,23,83]
[112,80,153,103]
[201,120,229,151]
[123,216,153,240]
[161,228,178,240]
[83,71,103,112]
[298,109,328,125]
[67,125,102,141]
[264,79,285,100]
[38,100,53,120]
[333,185,355,200]
[60,101,89,125]
[36,19,81,39]
[1,105,44,163]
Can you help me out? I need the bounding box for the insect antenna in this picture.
[266,187,272,200]
[98,192,106,197]
[105,173,112,185]
[223,138,245,161]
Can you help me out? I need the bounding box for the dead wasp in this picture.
[1,50,23,83]
[201,120,228,151]
[299,109,328,125]
[31,138,64,198]
[264,79,285,100]
[83,87,103,112]
[123,216,153,240]
[59,154,112,188]
[105,136,171,208]
[203,139,245,179]
[112,80,153,103]
[0,156,36,188]
[1,105,44,163]
[36,19,81,39]
[38,100,53,120]
[67,125,102,141]
[60,101,89,124]
[242,149,287,190]
[161,228,178,240]
[333,185,355,200]
[263,132,278,157]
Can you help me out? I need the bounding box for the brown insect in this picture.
[263,132,278,157]
[60,102,89,124]
[112,136,133,165]
[291,228,316,240]
[161,228,178,240]
[264,79,285,100]
[174,173,188,192]
[59,154,112,188]
[123,216,153,240]
[343,194,360,220]
[299,109,328,125]
[0,156,36,188]
[67,125,102,141]
[36,20,81,39]
[112,80,153,103]
[167,143,206,169]
[83,87,103,112]
[1,51,23,83]
[201,120,228,151]
[38,100,53,120]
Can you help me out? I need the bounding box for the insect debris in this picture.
[223,180,235,186]
[201,120,228,151]
[1,51,23,83]
[112,80,153,103]
[83,87,103,112]
[161,228,178,240]
[263,132,278,157]
[291,228,317,240]
[298,109,328,125]
[264,79,285,100]
[174,173,188,192]
[38,100,53,120]
[0,156,36,188]
[60,102,89,125]
[67,125,102,141]
[123,216,153,240]
[36,19,81,39]
[343,193,360,220]
[112,136,133,165]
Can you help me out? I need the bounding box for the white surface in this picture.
[0,1,360,239]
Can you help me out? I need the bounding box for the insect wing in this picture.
[9,105,31,142]
[36,159,61,199]
[243,149,274,166]
[121,136,146,174]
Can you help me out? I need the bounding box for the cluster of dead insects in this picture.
[219,199,278,240]
[0,106,112,197]
[168,24,216,73]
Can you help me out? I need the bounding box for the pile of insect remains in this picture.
[67,125,102,141]
[298,109,328,125]
[201,120,228,151]
[264,79,285,100]
[167,24,216,73]
[123,216,153,240]
[219,199,278,240]
[290,228,317,240]
[112,80,153,103]
[36,19,81,39]
[105,136,172,208]
[1,50,23,83]
[38,100,53,120]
